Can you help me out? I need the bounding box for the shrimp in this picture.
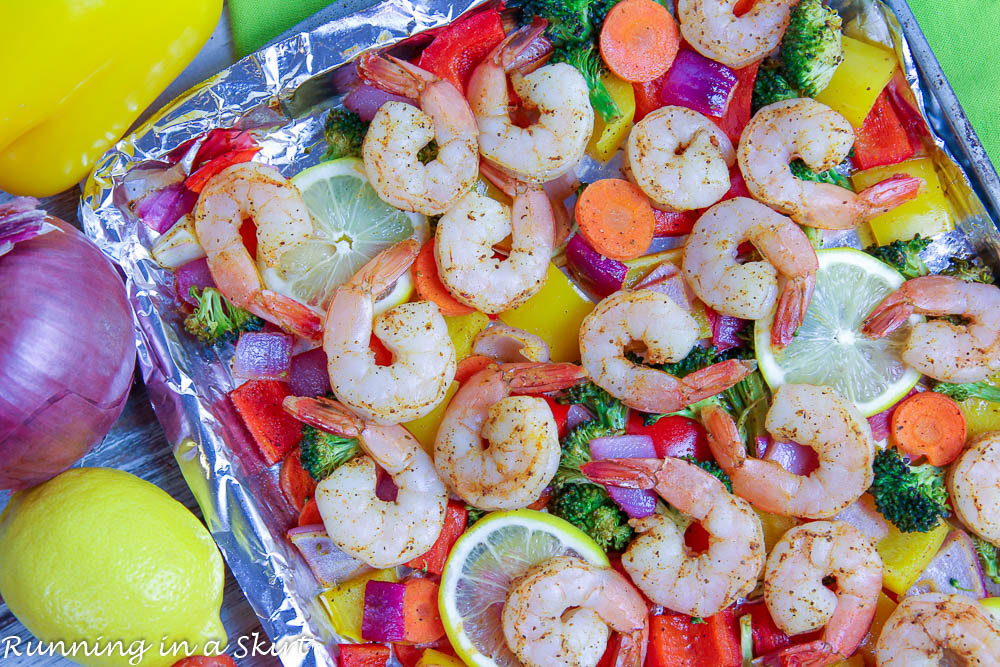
[434,362,584,510]
[764,521,883,666]
[502,555,648,667]
[434,182,554,314]
[358,53,478,215]
[677,0,796,68]
[704,383,875,518]
[324,240,456,424]
[862,275,1000,383]
[682,197,818,348]
[626,106,736,211]
[579,289,756,413]
[875,593,1000,666]
[948,432,1000,546]
[283,395,447,569]
[194,161,322,340]
[583,456,765,617]
[467,19,594,183]
[738,99,922,229]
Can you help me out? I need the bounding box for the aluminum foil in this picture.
[78,0,1000,665]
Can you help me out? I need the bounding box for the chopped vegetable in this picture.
[553,41,623,124]
[405,501,468,575]
[184,147,260,194]
[548,482,633,551]
[559,381,629,432]
[876,520,949,594]
[232,331,292,382]
[298,423,361,481]
[229,380,303,466]
[858,592,898,664]
[814,36,896,128]
[852,157,952,246]
[575,178,656,261]
[934,381,1000,403]
[973,535,1000,585]
[288,348,331,397]
[626,411,712,460]
[414,649,464,667]
[279,449,316,511]
[646,610,741,667]
[711,61,760,145]
[941,256,995,284]
[413,239,475,316]
[600,0,679,83]
[869,447,950,533]
[751,63,797,113]
[587,71,636,162]
[566,233,629,299]
[779,0,843,97]
[739,613,753,667]
[363,580,407,641]
[298,497,322,526]
[321,569,399,642]
[338,644,391,667]
[735,598,792,656]
[788,156,853,190]
[652,208,698,236]
[172,657,238,667]
[416,7,507,92]
[151,214,205,268]
[324,108,369,161]
[402,578,446,643]
[287,525,368,587]
[445,311,490,362]
[890,391,967,466]
[658,49,737,118]
[184,286,264,345]
[853,92,915,170]
[863,234,932,279]
[905,529,988,598]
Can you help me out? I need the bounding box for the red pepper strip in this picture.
[652,208,699,236]
[706,609,742,667]
[416,7,507,93]
[392,644,423,667]
[168,127,257,165]
[298,497,322,526]
[885,70,930,152]
[633,75,669,123]
[370,334,393,366]
[185,147,261,193]
[853,92,915,170]
[711,61,761,145]
[279,448,316,511]
[542,395,571,437]
[596,632,623,667]
[733,599,794,657]
[229,380,302,466]
[625,411,711,461]
[647,610,743,667]
[338,644,391,667]
[404,500,468,575]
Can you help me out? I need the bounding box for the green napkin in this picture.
[229,0,335,58]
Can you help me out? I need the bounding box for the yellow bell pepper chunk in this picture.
[404,381,459,452]
[829,654,865,667]
[587,73,636,163]
[814,36,896,128]
[0,0,223,196]
[319,568,397,642]
[445,312,490,362]
[754,510,799,555]
[876,519,949,594]
[499,264,595,362]
[958,371,1000,437]
[852,157,953,245]
[416,649,466,667]
[980,597,1000,624]
[858,592,897,665]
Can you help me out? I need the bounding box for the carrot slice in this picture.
[600,0,680,83]
[412,239,475,317]
[402,578,446,643]
[890,391,967,466]
[575,179,655,261]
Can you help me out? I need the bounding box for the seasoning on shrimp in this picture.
[677,0,797,68]
[949,432,1000,547]
[876,593,1000,665]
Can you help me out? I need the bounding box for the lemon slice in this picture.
[261,158,428,315]
[439,510,608,667]
[755,247,921,416]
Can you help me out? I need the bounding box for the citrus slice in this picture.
[439,509,608,667]
[755,247,921,416]
[261,158,429,315]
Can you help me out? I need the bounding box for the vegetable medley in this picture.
[129,0,1000,664]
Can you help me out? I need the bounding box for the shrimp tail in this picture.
[772,272,816,348]
[479,159,517,197]
[861,291,912,339]
[677,359,757,407]
[615,623,649,667]
[282,395,364,437]
[502,362,586,394]
[757,640,844,667]
[702,404,747,473]
[347,238,421,295]
[254,290,323,342]
[858,175,922,219]
[357,53,432,98]
[580,458,663,489]
[491,17,552,73]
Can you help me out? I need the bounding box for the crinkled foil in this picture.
[78,0,1000,664]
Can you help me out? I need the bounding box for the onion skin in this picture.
[0,218,135,489]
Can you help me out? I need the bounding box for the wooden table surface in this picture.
[0,9,281,666]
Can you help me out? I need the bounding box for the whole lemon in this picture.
[0,468,226,666]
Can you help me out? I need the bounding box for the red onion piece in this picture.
[232,332,293,381]
[0,197,55,257]
[121,162,186,203]
[288,348,331,397]
[344,81,414,122]
[376,468,399,502]
[605,485,658,519]
[659,50,738,118]
[362,580,407,641]
[589,437,658,518]
[906,530,987,599]
[712,312,747,351]
[566,234,628,299]
[832,494,888,544]
[635,261,694,312]
[133,182,198,233]
[566,404,593,430]
[287,524,370,586]
[757,436,819,476]
[174,257,216,305]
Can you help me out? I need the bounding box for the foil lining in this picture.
[78,0,1000,665]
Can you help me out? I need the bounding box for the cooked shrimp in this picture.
[194,161,322,340]
[682,197,817,348]
[467,20,594,183]
[704,383,875,518]
[738,99,922,229]
[862,275,1000,383]
[481,158,573,247]
[627,106,736,211]
[949,432,1000,546]
[283,395,447,569]
[434,182,554,314]
[502,556,648,667]
[677,0,796,68]
[472,323,550,363]
[583,456,765,617]
[579,289,756,413]
[324,240,456,424]
[764,521,882,666]
[358,53,478,215]
[876,593,1000,666]
[434,362,583,510]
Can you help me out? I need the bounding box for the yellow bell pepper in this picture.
[754,509,799,555]
[445,312,490,362]
[404,381,459,452]
[829,654,865,667]
[858,592,897,665]
[319,568,397,642]
[0,0,222,196]
[416,649,466,667]
[980,597,1000,623]
[499,264,595,362]
[852,157,954,245]
[587,73,636,163]
[958,371,1000,437]
[814,36,896,128]
[876,519,949,594]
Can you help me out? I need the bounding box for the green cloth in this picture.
[229,0,335,58]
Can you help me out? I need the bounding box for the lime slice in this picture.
[261,158,428,315]
[755,247,921,416]
[439,510,608,667]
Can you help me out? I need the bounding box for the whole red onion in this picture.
[0,205,135,489]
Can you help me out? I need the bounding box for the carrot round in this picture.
[890,391,967,466]
[575,178,655,261]
[600,0,680,83]
[412,239,475,317]
[402,578,446,643]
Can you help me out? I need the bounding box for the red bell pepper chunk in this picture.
[185,147,261,193]
[706,609,742,667]
[393,644,423,667]
[853,92,915,170]
[711,61,760,145]
[279,448,316,511]
[625,411,711,461]
[339,644,391,667]
[542,395,571,437]
[647,610,742,667]
[633,75,669,123]
[298,496,322,526]
[416,8,507,93]
[405,500,468,575]
[370,334,393,366]
[734,599,793,657]
[653,208,699,237]
[229,380,303,466]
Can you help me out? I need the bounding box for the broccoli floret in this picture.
[324,108,369,160]
[751,64,798,113]
[940,256,995,284]
[183,286,263,345]
[780,0,844,97]
[789,157,853,190]
[417,139,439,165]
[973,535,1000,584]
[933,381,1000,403]
[299,424,362,481]
[514,0,598,44]
[682,455,733,492]
[553,420,608,486]
[550,41,622,123]
[465,505,488,528]
[549,483,633,551]
[869,448,949,533]
[660,345,724,379]
[864,235,932,279]
[558,381,628,431]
